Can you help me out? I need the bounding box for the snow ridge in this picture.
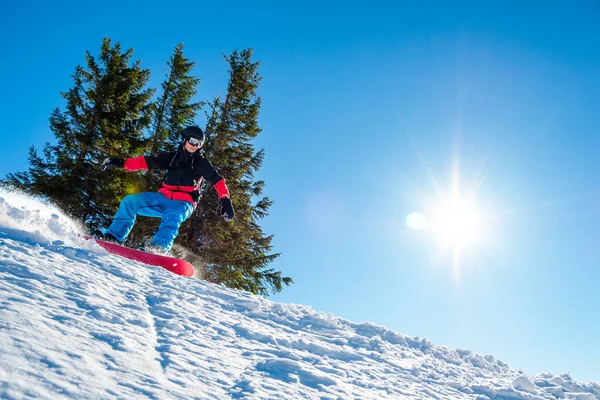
[0,188,598,399]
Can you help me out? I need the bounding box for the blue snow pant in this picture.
[106,192,194,252]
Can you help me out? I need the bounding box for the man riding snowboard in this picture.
[99,126,234,254]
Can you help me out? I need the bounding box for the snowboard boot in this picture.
[92,229,120,245]
[139,242,170,256]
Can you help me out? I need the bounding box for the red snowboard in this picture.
[90,238,195,277]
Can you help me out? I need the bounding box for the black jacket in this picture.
[124,148,228,204]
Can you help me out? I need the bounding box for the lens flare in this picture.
[406,212,428,231]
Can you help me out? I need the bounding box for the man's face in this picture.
[184,137,202,152]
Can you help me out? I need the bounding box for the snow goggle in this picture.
[187,137,202,147]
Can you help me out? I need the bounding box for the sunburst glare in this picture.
[405,160,495,276]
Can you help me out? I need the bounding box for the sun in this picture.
[406,193,489,252]
[405,163,493,270]
[429,196,486,250]
[400,131,503,276]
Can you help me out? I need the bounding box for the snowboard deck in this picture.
[89,237,195,277]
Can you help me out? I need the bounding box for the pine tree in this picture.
[180,49,292,296]
[2,38,154,230]
[148,43,202,153]
[126,43,203,246]
[2,41,292,296]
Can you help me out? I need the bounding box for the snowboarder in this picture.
[98,126,234,254]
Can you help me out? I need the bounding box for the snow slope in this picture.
[0,188,598,400]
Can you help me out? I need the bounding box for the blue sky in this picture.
[2,0,600,382]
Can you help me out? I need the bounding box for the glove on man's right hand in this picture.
[220,197,235,222]
[101,157,125,171]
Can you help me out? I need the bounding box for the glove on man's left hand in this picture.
[220,197,235,222]
[101,157,125,171]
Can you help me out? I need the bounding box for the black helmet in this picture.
[181,126,205,147]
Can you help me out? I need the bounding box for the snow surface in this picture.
[0,188,598,400]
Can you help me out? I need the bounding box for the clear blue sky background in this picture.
[2,0,600,382]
